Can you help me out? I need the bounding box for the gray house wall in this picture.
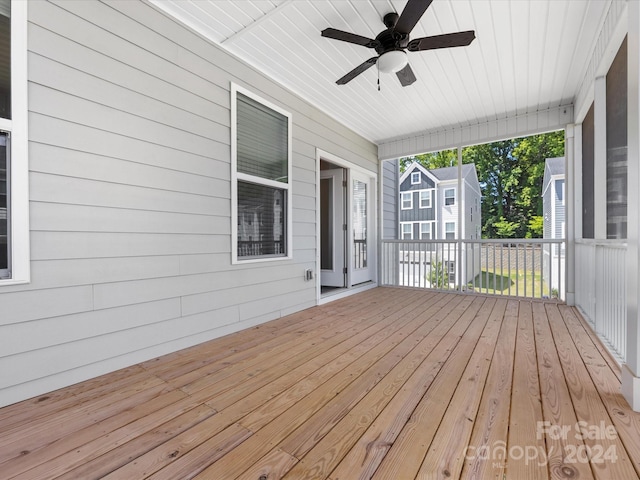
[0,0,378,407]
[382,159,398,239]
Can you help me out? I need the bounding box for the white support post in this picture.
[624,0,640,411]
[457,146,463,292]
[565,125,576,306]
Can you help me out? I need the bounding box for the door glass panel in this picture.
[353,179,367,269]
[320,178,333,270]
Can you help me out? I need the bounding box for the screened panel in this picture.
[0,1,10,120]
[237,181,286,258]
[0,132,7,276]
[237,92,288,182]
[606,36,627,239]
[582,103,595,239]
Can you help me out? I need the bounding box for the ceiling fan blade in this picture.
[408,30,476,51]
[396,63,417,86]
[336,57,378,85]
[395,0,434,34]
[321,28,378,48]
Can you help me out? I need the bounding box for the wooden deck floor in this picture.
[2,287,640,480]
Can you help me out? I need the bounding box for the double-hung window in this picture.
[444,188,456,206]
[445,222,456,239]
[401,223,413,239]
[419,190,431,208]
[401,192,412,210]
[231,85,292,263]
[419,222,432,240]
[0,0,28,284]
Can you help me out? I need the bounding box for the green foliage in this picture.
[464,130,564,238]
[399,149,458,173]
[428,261,449,289]
[527,216,544,238]
[493,217,520,238]
[399,130,564,239]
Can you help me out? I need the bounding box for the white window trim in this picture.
[419,189,432,209]
[411,171,420,185]
[444,187,456,206]
[230,83,293,264]
[401,222,413,240]
[445,221,456,239]
[419,221,434,239]
[1,0,29,285]
[401,191,413,210]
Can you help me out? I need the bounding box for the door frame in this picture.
[315,149,378,304]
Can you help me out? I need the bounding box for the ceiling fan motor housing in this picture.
[374,26,410,54]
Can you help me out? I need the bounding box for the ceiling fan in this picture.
[321,0,475,87]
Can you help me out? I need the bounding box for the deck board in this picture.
[1,287,639,480]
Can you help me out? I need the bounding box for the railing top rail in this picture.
[575,238,627,249]
[381,238,565,245]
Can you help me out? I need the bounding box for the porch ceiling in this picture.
[151,0,609,148]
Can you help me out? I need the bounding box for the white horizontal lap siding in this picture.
[0,0,377,407]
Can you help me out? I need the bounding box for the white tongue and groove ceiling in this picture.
[152,0,609,146]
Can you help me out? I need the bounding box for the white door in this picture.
[350,171,373,285]
[320,169,346,287]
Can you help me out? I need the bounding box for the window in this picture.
[582,103,594,239]
[444,188,456,206]
[445,222,456,239]
[606,36,627,239]
[411,171,421,184]
[401,223,413,239]
[401,192,413,210]
[419,190,431,209]
[232,85,292,262]
[419,222,432,240]
[556,180,564,204]
[1,0,28,284]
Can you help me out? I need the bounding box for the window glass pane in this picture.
[353,179,367,269]
[445,222,455,239]
[237,181,285,258]
[606,36,627,239]
[237,92,288,182]
[0,132,7,273]
[401,192,412,209]
[444,188,455,206]
[420,190,430,207]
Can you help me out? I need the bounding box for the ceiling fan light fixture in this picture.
[377,50,408,73]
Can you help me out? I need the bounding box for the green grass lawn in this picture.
[470,269,553,298]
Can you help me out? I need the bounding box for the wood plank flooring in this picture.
[1,287,640,480]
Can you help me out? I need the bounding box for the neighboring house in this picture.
[399,161,482,242]
[397,161,482,284]
[542,157,566,299]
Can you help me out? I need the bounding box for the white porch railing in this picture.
[575,239,627,362]
[380,239,565,300]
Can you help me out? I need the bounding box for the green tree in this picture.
[399,149,458,173]
[527,216,544,238]
[399,131,564,239]
[463,131,564,238]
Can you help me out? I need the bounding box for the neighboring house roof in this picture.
[542,157,565,196]
[398,161,439,186]
[430,164,478,182]
[399,161,479,184]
